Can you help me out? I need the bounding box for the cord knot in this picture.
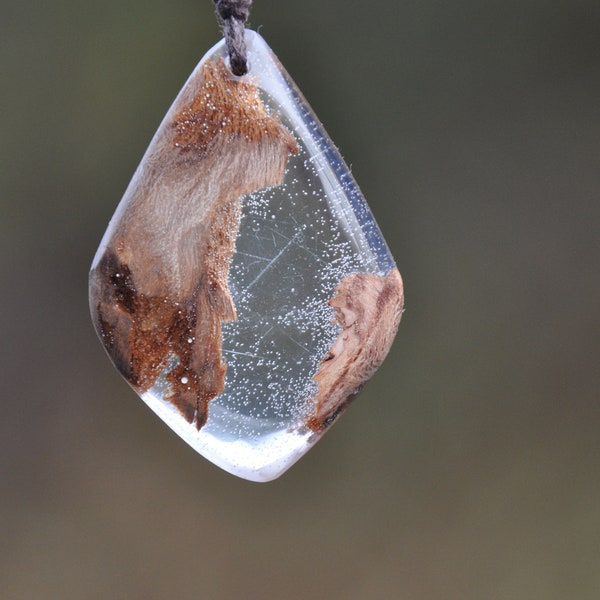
[215,0,252,22]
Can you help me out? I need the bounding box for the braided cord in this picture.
[213,0,253,76]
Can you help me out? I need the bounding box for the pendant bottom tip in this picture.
[141,390,317,482]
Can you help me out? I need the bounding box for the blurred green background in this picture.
[2,1,599,598]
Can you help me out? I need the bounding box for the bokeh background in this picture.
[2,1,599,598]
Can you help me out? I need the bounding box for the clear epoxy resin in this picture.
[89,31,403,481]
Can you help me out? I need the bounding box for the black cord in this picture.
[213,0,253,76]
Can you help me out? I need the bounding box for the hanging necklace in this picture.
[89,0,404,481]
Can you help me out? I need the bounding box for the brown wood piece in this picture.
[90,58,298,429]
[307,269,404,433]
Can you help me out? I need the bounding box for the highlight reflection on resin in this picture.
[89,31,403,482]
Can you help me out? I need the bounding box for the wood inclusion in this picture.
[90,31,404,480]
[90,58,298,429]
[308,269,403,433]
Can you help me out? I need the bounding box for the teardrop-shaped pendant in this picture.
[89,31,403,481]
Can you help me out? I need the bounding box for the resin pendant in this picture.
[89,31,403,481]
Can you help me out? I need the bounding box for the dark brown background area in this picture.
[2,1,599,598]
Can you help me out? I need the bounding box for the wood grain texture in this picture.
[307,269,404,433]
[90,58,298,429]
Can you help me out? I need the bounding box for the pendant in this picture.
[89,30,403,481]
